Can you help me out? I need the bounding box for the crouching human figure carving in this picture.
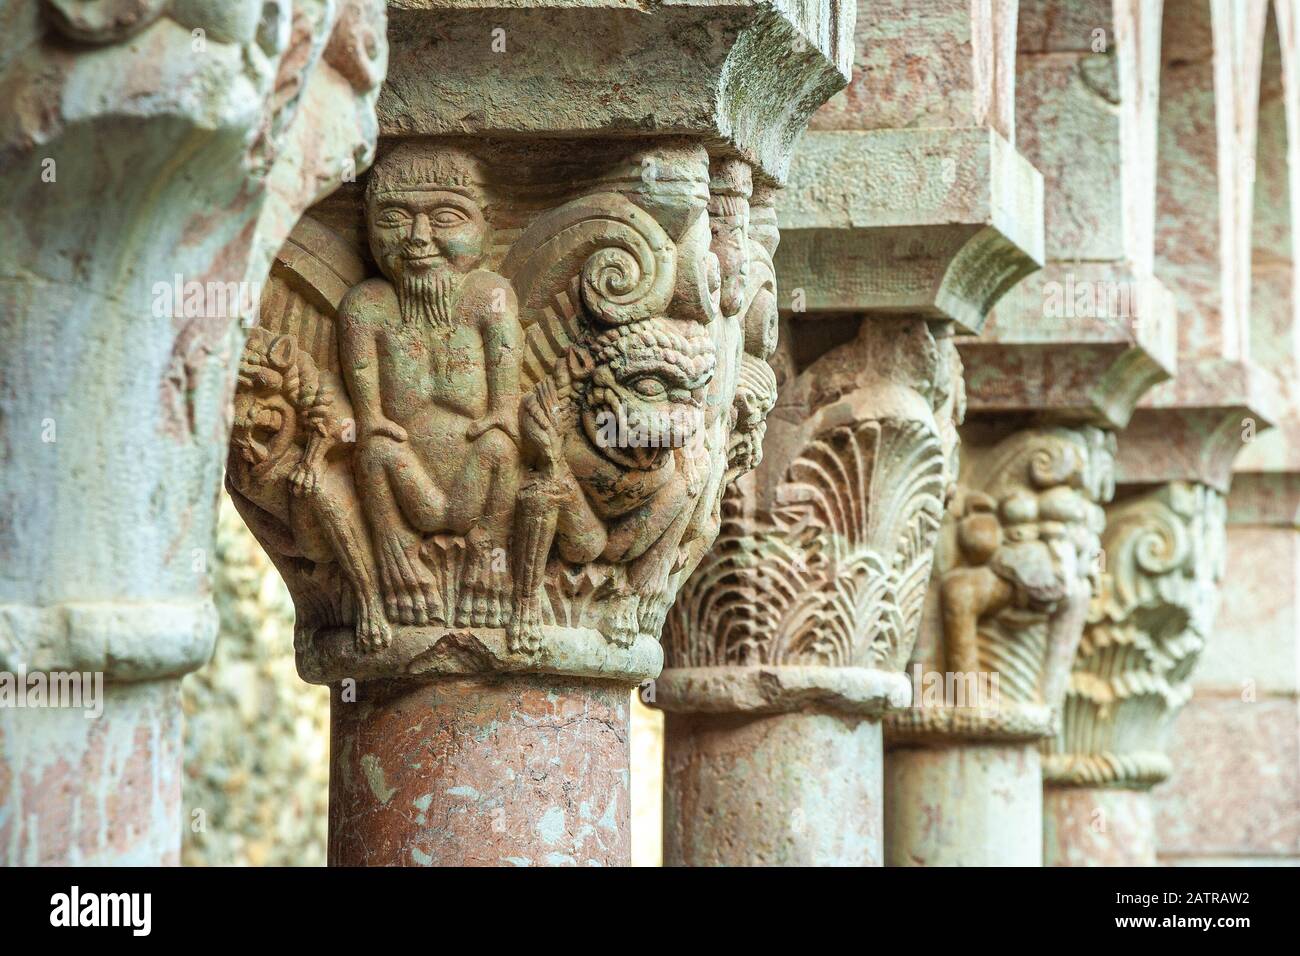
[229,141,773,682]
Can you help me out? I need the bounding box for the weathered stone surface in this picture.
[329,675,630,866]
[380,0,854,184]
[1045,482,1225,799]
[237,139,781,686]
[664,709,883,866]
[885,742,1043,867]
[891,425,1115,743]
[1156,694,1300,865]
[660,0,1043,869]
[225,1,848,866]
[0,0,387,866]
[885,424,1114,865]
[0,680,184,866]
[775,128,1043,332]
[1044,787,1157,867]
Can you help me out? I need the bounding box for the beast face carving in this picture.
[574,317,716,472]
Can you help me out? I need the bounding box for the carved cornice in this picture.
[1045,481,1225,789]
[960,264,1177,430]
[1117,358,1281,492]
[886,424,1116,745]
[656,316,964,714]
[774,128,1044,333]
[381,0,855,184]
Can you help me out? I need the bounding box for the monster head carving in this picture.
[568,317,716,471]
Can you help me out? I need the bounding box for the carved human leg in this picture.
[0,1,386,865]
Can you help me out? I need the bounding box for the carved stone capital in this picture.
[887,424,1117,745]
[232,139,786,686]
[0,1,388,680]
[655,316,965,715]
[1045,481,1225,790]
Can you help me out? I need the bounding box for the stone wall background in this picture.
[180,496,330,867]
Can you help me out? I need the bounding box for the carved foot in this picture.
[605,596,639,649]
[456,529,509,627]
[376,533,441,625]
[354,599,393,652]
[507,593,544,655]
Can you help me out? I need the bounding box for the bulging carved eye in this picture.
[630,376,667,399]
[433,207,470,227]
[378,209,410,228]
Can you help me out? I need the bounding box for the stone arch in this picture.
[1248,2,1296,380]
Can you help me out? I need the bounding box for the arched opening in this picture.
[1248,5,1295,383]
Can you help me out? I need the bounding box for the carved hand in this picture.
[521,379,564,467]
[289,458,322,498]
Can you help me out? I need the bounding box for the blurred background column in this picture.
[884,0,1178,866]
[657,0,1045,866]
[1043,0,1282,866]
[1152,0,1300,867]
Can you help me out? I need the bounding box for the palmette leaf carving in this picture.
[663,317,957,676]
[1045,482,1225,788]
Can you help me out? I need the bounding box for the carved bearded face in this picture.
[368,189,487,280]
[365,145,491,326]
[577,318,717,471]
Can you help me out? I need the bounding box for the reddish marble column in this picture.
[663,708,885,867]
[1044,788,1156,867]
[329,676,630,867]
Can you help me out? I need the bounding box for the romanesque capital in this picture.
[227,1,853,695]
[887,424,1116,743]
[1045,481,1225,790]
[656,316,964,714]
[234,139,786,690]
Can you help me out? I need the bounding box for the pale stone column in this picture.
[0,0,386,866]
[230,0,851,866]
[1043,0,1282,866]
[657,0,1045,866]
[883,0,1179,867]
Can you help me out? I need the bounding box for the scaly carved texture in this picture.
[662,317,961,674]
[1045,481,1226,789]
[890,425,1116,741]
[230,142,779,675]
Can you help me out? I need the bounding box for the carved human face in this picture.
[368,189,487,281]
[578,321,717,472]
